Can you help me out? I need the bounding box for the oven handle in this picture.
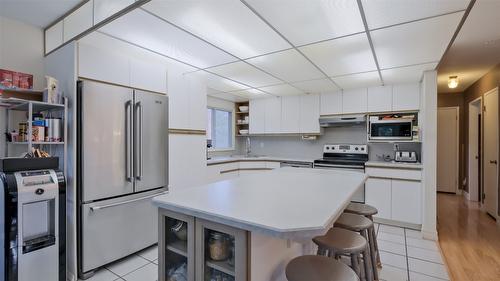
[314,163,365,169]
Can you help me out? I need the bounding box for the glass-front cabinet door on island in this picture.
[196,219,247,281]
[159,209,195,281]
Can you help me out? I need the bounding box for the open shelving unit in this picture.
[1,97,68,175]
[235,101,249,137]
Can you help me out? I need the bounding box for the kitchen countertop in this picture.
[207,155,316,165]
[153,167,367,239]
[365,160,423,169]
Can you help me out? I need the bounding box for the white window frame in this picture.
[207,106,235,152]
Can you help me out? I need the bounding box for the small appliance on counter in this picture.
[395,151,418,163]
[0,157,66,281]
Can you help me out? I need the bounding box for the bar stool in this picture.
[344,203,381,267]
[335,213,379,281]
[313,227,373,281]
[286,255,360,281]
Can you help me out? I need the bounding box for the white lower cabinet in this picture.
[365,167,422,225]
[391,180,422,224]
[365,178,391,220]
[207,161,280,183]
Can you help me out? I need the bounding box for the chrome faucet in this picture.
[245,137,251,156]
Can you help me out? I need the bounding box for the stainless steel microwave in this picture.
[369,119,413,140]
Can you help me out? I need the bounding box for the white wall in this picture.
[0,16,45,89]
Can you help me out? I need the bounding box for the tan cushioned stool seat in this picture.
[344,202,378,216]
[313,227,367,253]
[335,213,373,232]
[286,255,360,281]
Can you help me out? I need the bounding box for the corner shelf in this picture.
[235,101,250,138]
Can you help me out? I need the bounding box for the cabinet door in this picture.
[299,94,320,134]
[168,67,190,129]
[130,58,167,94]
[365,178,392,220]
[196,219,247,281]
[187,77,208,130]
[281,95,300,133]
[169,135,207,190]
[391,180,422,224]
[392,83,420,111]
[249,99,266,134]
[367,86,392,113]
[342,88,367,114]
[320,91,342,115]
[265,97,282,133]
[78,42,130,87]
[159,209,195,281]
[63,0,93,42]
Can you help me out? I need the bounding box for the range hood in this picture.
[319,114,366,127]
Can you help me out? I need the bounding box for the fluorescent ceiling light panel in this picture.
[258,84,304,96]
[246,49,324,82]
[244,0,365,46]
[381,62,437,84]
[361,0,469,30]
[233,88,271,99]
[207,61,281,88]
[209,92,248,102]
[332,71,381,89]
[371,12,463,69]
[143,0,291,59]
[291,78,339,94]
[200,72,250,92]
[99,9,237,68]
[299,33,377,77]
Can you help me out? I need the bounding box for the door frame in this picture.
[482,87,499,220]
[468,97,483,202]
[437,106,460,194]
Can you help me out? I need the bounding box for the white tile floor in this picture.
[79,223,448,281]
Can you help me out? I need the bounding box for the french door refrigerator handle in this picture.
[125,100,133,182]
[134,101,143,180]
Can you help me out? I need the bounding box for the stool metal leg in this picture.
[361,230,376,281]
[350,253,361,277]
[362,247,374,281]
[367,227,379,280]
[368,215,381,267]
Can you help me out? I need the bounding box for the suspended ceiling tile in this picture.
[99,9,237,68]
[208,92,248,102]
[371,12,463,69]
[299,33,377,77]
[332,71,382,89]
[199,72,251,92]
[143,0,291,59]
[246,49,324,83]
[258,83,304,96]
[233,88,272,99]
[361,0,469,30]
[381,62,437,84]
[207,61,281,88]
[244,0,365,46]
[290,78,340,94]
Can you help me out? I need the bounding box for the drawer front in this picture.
[239,161,268,169]
[219,162,239,172]
[365,167,421,181]
[81,190,163,272]
[266,161,281,169]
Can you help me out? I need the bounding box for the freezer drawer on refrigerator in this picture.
[80,189,164,273]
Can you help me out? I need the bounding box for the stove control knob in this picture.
[361,147,365,151]
[326,147,330,150]
[331,147,335,150]
[355,147,359,151]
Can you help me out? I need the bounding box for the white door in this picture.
[483,88,498,218]
[468,99,481,202]
[437,107,459,193]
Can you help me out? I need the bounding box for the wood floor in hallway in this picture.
[437,193,500,281]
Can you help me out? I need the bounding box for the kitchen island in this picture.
[153,167,367,281]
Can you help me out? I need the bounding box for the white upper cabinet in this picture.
[342,88,367,114]
[392,83,420,111]
[78,42,130,86]
[249,99,266,134]
[93,0,135,25]
[299,94,320,134]
[63,0,93,42]
[320,91,342,115]
[45,21,63,53]
[281,96,300,133]
[130,58,167,94]
[367,85,392,113]
[265,97,282,133]
[168,68,190,129]
[187,77,207,131]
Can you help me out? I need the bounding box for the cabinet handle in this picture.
[490,160,498,165]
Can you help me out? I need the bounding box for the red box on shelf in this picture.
[0,69,33,90]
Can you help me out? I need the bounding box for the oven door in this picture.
[369,120,413,140]
[313,163,365,203]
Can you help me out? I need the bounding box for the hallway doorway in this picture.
[437,107,459,193]
[468,97,482,202]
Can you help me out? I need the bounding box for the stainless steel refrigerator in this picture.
[76,80,168,279]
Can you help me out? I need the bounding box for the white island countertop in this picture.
[153,167,367,240]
